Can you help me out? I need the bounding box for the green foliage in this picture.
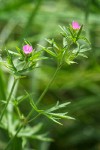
[1,21,88,149]
[1,44,46,77]
[30,94,74,125]
[0,0,99,150]
[39,25,90,66]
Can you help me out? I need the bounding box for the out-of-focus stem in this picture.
[5,113,40,150]
[0,78,17,122]
[84,0,91,39]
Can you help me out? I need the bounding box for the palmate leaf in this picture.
[59,25,68,37]
[65,50,77,63]
[7,52,17,72]
[18,123,43,137]
[28,93,73,125]
[79,36,91,45]
[45,113,63,125]
[71,43,90,59]
[17,63,36,74]
[42,101,74,125]
[45,38,59,50]
[18,123,52,142]
[46,101,71,113]
[26,92,73,125]
[44,112,74,125]
[30,50,43,60]
[38,44,57,57]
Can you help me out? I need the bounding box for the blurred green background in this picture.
[0,0,100,150]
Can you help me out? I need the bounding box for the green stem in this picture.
[0,78,17,122]
[5,65,60,149]
[37,66,60,104]
[26,65,61,120]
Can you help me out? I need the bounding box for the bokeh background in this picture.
[0,0,100,150]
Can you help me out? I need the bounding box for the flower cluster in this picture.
[39,21,90,65]
[2,21,90,77]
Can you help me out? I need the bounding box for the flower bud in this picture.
[23,44,33,54]
[72,21,80,29]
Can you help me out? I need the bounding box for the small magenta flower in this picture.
[72,21,80,29]
[23,44,33,54]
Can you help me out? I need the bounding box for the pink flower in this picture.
[72,21,80,29]
[23,44,33,54]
